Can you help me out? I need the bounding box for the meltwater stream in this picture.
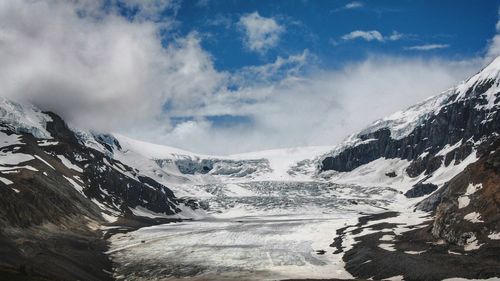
[107,181,404,280]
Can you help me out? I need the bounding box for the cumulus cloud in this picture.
[0,0,223,132]
[341,30,403,42]
[238,12,284,52]
[405,44,450,51]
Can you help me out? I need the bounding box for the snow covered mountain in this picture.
[101,58,499,280]
[317,56,500,277]
[0,97,191,280]
[1,57,500,280]
[321,56,500,193]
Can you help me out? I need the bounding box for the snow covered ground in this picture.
[109,213,358,280]
[105,145,422,280]
[107,178,431,280]
[105,130,486,280]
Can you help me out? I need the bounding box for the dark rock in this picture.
[385,171,397,178]
[404,183,438,198]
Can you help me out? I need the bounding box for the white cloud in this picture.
[341,30,404,42]
[405,44,450,51]
[486,34,500,63]
[334,1,364,12]
[342,30,384,42]
[0,0,223,132]
[482,7,500,65]
[0,0,487,155]
[344,1,364,9]
[238,12,284,52]
[485,15,500,63]
[388,31,404,41]
[232,50,310,86]
[152,56,478,154]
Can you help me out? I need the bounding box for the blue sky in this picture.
[2,0,500,154]
[168,0,499,71]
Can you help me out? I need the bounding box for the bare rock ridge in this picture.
[321,57,500,179]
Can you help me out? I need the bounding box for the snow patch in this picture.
[34,155,55,170]
[464,212,483,223]
[0,131,22,147]
[380,234,395,241]
[37,140,59,146]
[404,250,426,255]
[465,183,482,195]
[464,234,482,251]
[130,206,171,219]
[436,140,462,157]
[458,196,470,209]
[64,175,85,194]
[57,155,83,173]
[0,152,34,165]
[488,232,500,240]
[378,243,396,252]
[0,176,13,185]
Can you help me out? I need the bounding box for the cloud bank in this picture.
[153,57,479,154]
[0,0,491,154]
[0,0,223,132]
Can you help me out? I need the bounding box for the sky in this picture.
[0,0,499,154]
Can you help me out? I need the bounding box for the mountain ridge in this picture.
[0,57,500,280]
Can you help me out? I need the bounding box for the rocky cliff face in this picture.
[321,58,500,182]
[417,138,500,248]
[0,99,184,280]
[0,110,182,227]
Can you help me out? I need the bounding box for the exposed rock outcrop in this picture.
[321,59,500,182]
[417,138,500,247]
[404,183,438,198]
[0,104,184,280]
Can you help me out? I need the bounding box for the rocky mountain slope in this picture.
[0,98,189,280]
[418,137,500,250]
[316,57,500,279]
[321,56,500,191]
[0,57,499,280]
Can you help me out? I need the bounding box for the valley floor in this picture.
[105,181,437,281]
[109,213,357,280]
